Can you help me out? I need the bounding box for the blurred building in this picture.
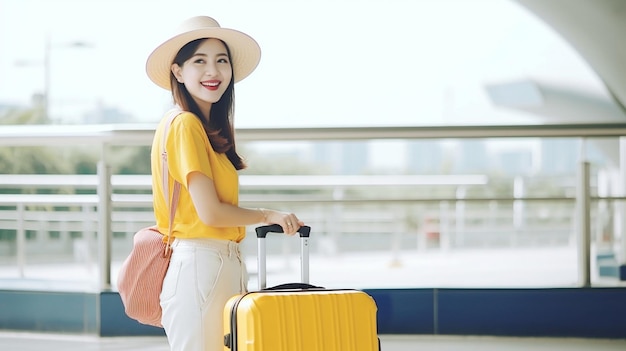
[495,149,534,176]
[453,140,489,174]
[540,138,578,175]
[313,141,369,175]
[406,140,444,174]
[81,102,134,124]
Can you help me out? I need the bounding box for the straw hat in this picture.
[146,16,261,90]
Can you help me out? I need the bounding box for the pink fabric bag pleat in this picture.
[117,227,170,327]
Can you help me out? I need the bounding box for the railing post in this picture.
[513,176,525,247]
[389,210,404,267]
[619,137,626,280]
[82,204,95,270]
[97,161,112,291]
[577,143,591,287]
[331,186,344,256]
[439,201,450,250]
[16,203,25,278]
[455,186,466,246]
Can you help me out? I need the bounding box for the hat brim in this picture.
[146,28,261,90]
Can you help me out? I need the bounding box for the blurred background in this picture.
[0,0,624,293]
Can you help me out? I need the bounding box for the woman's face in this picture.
[171,38,233,110]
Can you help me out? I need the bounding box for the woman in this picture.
[146,16,304,351]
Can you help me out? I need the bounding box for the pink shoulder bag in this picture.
[117,110,182,327]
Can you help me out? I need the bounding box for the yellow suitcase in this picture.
[223,225,379,351]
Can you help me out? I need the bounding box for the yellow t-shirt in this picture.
[151,110,245,242]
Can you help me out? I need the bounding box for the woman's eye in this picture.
[194,59,206,64]
[218,58,230,64]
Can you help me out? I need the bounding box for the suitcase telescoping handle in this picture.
[255,224,311,290]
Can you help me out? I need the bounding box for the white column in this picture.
[455,186,466,246]
[619,137,626,268]
[16,203,25,278]
[513,176,525,246]
[97,159,112,291]
[577,139,591,287]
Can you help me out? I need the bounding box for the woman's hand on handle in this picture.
[260,209,304,236]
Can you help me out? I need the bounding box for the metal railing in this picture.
[0,122,625,290]
[0,176,584,286]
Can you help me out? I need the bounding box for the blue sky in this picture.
[0,0,606,127]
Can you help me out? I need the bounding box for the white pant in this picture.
[160,238,248,351]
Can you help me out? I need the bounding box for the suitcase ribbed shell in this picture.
[224,289,379,351]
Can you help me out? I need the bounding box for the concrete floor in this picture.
[1,332,625,351]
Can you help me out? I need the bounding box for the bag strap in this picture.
[161,109,183,256]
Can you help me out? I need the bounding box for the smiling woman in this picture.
[142,15,310,351]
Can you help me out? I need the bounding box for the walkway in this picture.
[1,332,625,351]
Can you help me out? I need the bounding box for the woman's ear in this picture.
[171,63,183,83]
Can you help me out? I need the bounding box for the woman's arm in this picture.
[187,171,304,235]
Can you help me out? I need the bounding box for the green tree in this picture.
[110,146,151,175]
[0,105,47,125]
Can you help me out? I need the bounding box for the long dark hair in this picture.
[170,38,246,170]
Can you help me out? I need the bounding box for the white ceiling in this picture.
[515,0,626,113]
